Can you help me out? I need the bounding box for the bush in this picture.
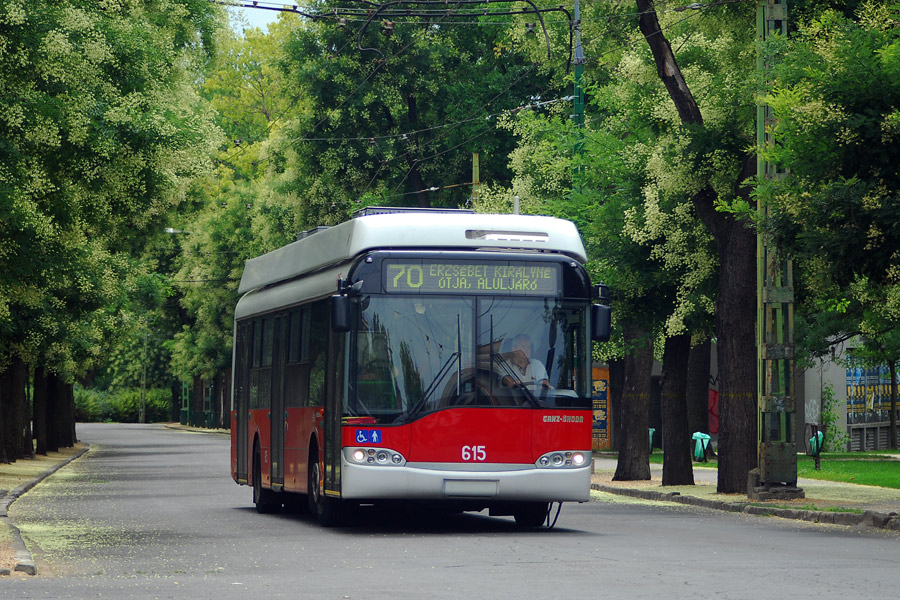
[74,386,172,423]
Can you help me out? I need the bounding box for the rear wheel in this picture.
[513,502,549,527]
[308,446,342,526]
[252,443,280,514]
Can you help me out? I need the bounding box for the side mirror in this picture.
[331,294,350,333]
[591,304,611,342]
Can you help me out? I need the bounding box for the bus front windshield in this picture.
[347,295,590,424]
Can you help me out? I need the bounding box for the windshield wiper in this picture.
[394,350,460,424]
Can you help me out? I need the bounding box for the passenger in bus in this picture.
[501,334,552,390]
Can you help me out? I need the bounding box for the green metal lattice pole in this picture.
[755,0,801,497]
[572,0,585,195]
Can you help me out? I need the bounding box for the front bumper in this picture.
[340,455,591,502]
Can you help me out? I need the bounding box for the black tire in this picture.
[252,443,280,514]
[308,446,342,526]
[513,502,549,527]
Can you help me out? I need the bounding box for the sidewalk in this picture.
[0,424,225,577]
[0,444,89,576]
[591,456,900,530]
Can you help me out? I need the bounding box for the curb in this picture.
[163,423,230,436]
[591,483,900,531]
[1,445,90,576]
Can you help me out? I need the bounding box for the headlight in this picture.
[345,447,406,467]
[535,451,590,469]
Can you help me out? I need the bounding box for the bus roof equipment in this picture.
[237,211,588,295]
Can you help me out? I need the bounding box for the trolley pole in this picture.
[752,0,803,501]
[572,0,585,196]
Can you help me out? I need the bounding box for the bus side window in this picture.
[249,320,260,409]
[252,319,262,368]
[308,301,327,407]
[285,309,307,408]
[288,310,301,364]
[235,322,251,413]
[249,318,273,410]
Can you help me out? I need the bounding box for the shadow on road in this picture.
[231,503,595,536]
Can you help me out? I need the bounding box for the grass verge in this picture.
[644,451,900,489]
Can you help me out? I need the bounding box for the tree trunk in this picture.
[890,360,897,450]
[686,337,711,436]
[46,371,61,453]
[9,356,27,460]
[405,94,430,208]
[634,2,759,493]
[192,374,203,424]
[61,382,75,447]
[613,323,652,481]
[170,380,181,423]
[71,382,77,444]
[661,333,694,485]
[609,358,624,451]
[33,366,48,455]
[0,367,8,463]
[708,213,758,493]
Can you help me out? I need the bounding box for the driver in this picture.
[501,334,551,390]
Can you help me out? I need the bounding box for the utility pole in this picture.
[752,0,803,501]
[572,0,585,196]
[472,152,480,205]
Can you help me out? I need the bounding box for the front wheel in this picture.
[513,502,549,527]
[308,448,342,526]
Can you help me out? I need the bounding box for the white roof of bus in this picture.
[237,212,587,295]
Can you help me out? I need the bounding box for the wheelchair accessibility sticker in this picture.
[355,429,383,444]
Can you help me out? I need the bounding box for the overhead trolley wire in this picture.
[213,0,719,163]
[214,0,750,179]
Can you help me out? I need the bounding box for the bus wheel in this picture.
[513,502,548,528]
[307,449,341,527]
[252,443,280,514]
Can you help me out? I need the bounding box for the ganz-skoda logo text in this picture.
[542,415,584,423]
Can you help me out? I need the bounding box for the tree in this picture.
[0,0,221,450]
[274,4,554,224]
[759,2,900,449]
[165,18,305,406]
[632,0,760,493]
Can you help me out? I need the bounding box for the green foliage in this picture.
[759,2,900,365]
[0,0,221,378]
[74,386,171,423]
[274,4,554,223]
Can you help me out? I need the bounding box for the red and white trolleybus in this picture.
[230,208,611,526]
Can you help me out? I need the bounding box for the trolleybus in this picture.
[230,208,611,526]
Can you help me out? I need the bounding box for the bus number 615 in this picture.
[461,445,486,461]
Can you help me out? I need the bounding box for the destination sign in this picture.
[383,260,560,296]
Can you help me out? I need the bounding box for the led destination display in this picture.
[383,260,560,296]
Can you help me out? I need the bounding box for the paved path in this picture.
[3,424,899,599]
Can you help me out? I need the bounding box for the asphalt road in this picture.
[5,423,899,599]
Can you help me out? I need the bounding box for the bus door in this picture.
[324,312,345,496]
[235,322,250,482]
[270,315,286,489]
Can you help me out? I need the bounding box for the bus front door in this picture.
[271,315,285,489]
[236,322,250,482]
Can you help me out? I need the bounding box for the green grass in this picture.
[797,460,900,488]
[746,502,864,514]
[642,451,900,488]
